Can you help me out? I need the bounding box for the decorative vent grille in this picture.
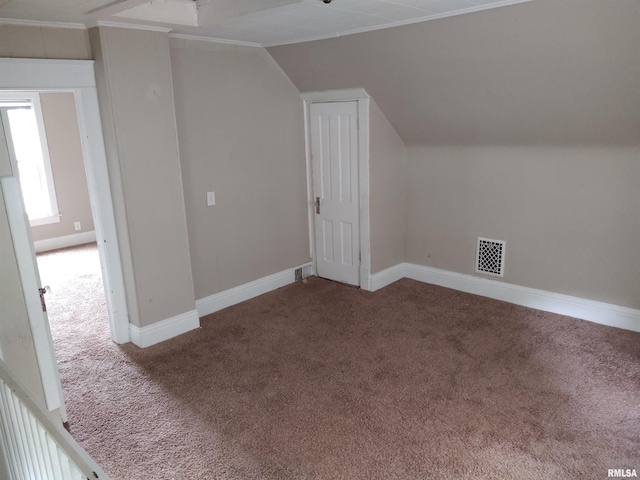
[476,237,505,277]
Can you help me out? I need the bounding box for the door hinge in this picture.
[38,286,50,312]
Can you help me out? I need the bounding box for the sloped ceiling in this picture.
[268,0,640,146]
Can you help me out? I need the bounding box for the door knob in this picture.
[314,196,320,214]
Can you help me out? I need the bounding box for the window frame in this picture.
[0,92,60,227]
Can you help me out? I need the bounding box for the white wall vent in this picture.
[476,237,505,277]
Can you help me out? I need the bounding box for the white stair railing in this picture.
[0,358,110,480]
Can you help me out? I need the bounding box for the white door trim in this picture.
[0,58,131,344]
[301,88,372,291]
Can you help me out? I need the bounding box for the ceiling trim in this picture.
[169,33,261,48]
[96,20,172,33]
[263,0,533,48]
[0,18,86,30]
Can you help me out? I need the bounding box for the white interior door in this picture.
[310,101,360,286]
[0,174,67,420]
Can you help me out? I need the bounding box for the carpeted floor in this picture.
[38,244,640,480]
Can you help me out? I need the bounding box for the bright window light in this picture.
[1,95,60,226]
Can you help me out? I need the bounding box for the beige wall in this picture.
[30,92,94,241]
[88,27,140,328]
[267,0,640,310]
[0,183,46,406]
[169,38,309,299]
[0,25,91,59]
[369,99,406,274]
[406,146,640,310]
[90,26,195,327]
[268,0,640,147]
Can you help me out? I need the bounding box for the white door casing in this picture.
[302,89,371,290]
[0,58,131,419]
[310,101,360,286]
[0,58,130,345]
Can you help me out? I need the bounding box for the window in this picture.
[0,93,60,226]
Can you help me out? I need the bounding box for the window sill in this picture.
[30,214,61,227]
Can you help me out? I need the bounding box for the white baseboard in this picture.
[129,309,200,348]
[369,264,406,291]
[371,262,640,333]
[196,263,312,318]
[33,230,96,253]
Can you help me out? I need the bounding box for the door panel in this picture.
[341,222,353,266]
[0,114,66,419]
[310,102,360,285]
[1,177,66,418]
[322,219,334,263]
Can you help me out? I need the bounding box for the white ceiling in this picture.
[0,0,531,47]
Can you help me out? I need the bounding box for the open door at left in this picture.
[0,111,67,423]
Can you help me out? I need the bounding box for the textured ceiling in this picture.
[0,0,530,46]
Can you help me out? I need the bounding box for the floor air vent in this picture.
[476,237,505,277]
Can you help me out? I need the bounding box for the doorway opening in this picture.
[301,89,372,291]
[0,90,112,422]
[0,58,131,421]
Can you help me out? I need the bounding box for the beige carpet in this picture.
[38,244,640,480]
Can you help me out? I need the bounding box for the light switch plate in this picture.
[207,191,216,206]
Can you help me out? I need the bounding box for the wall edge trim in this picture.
[33,230,96,253]
[0,18,86,29]
[369,263,406,291]
[129,309,199,348]
[196,263,312,318]
[169,32,261,48]
[371,263,640,333]
[96,21,172,33]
